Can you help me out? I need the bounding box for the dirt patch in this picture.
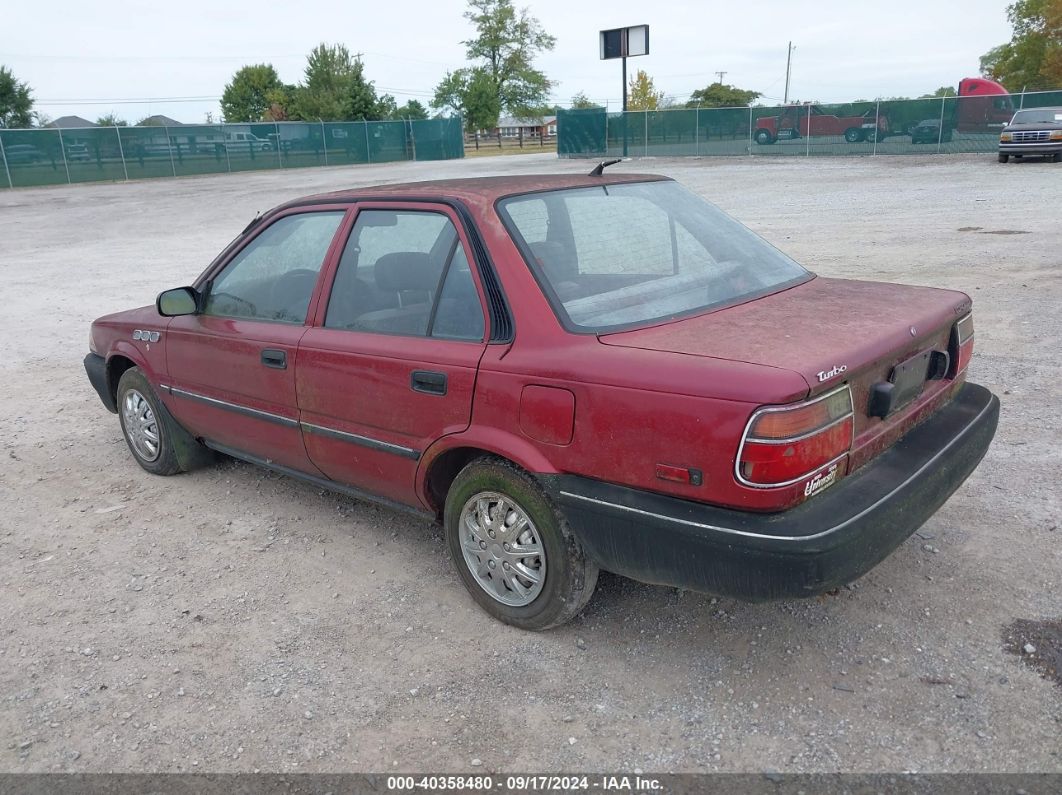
[1003,618,1062,687]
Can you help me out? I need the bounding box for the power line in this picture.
[36,96,222,106]
[2,48,454,68]
[1,52,305,62]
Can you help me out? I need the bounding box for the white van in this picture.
[224,131,273,151]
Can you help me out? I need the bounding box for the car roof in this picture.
[282,172,672,211]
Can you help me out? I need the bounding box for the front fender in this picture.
[108,338,166,384]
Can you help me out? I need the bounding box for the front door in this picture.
[164,208,348,472]
[296,204,489,508]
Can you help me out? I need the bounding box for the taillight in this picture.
[737,386,854,488]
[952,313,974,375]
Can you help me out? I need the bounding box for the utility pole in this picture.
[714,70,727,84]
[783,42,793,104]
[622,56,628,158]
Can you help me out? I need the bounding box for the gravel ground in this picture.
[0,153,1059,774]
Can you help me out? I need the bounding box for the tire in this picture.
[1053,152,1061,163]
[863,128,880,144]
[844,127,864,143]
[754,129,774,145]
[444,457,598,631]
[998,153,1009,163]
[117,367,209,475]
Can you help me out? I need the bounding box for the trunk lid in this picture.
[600,277,972,468]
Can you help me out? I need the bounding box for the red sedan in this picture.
[85,171,998,630]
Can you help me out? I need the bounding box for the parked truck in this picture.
[754,77,1015,145]
[753,105,886,145]
[879,78,1015,140]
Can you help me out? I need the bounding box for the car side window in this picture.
[203,211,345,323]
[324,210,484,340]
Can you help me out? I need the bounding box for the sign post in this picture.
[600,24,649,156]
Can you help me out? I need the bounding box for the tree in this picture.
[0,66,34,128]
[685,82,761,108]
[263,84,297,121]
[980,0,1062,89]
[1046,0,1062,84]
[569,91,600,109]
[627,70,665,111]
[375,94,398,119]
[921,86,957,98]
[392,99,429,120]
[294,44,380,121]
[374,96,430,120]
[433,67,502,130]
[432,0,555,123]
[95,112,128,127]
[221,64,285,122]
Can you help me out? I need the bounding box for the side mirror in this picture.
[157,287,199,317]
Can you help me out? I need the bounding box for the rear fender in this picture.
[416,428,560,508]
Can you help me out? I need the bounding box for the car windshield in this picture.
[1011,109,1062,124]
[497,180,811,332]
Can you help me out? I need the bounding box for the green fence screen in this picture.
[0,117,464,189]
[558,89,1062,159]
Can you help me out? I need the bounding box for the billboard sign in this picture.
[599,25,649,60]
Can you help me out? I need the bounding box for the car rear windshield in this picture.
[497,180,811,332]
[1011,109,1062,124]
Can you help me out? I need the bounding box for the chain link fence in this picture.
[0,117,465,189]
[558,89,1062,159]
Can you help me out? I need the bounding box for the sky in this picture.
[2,0,1015,125]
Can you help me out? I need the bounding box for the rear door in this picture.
[296,203,489,508]
[164,207,348,472]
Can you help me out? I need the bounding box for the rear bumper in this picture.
[541,382,999,601]
[84,352,117,413]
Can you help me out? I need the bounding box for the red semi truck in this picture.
[754,77,1014,145]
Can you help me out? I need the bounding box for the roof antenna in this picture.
[241,210,263,235]
[588,158,623,176]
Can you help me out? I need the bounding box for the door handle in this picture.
[261,349,287,369]
[411,370,447,396]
